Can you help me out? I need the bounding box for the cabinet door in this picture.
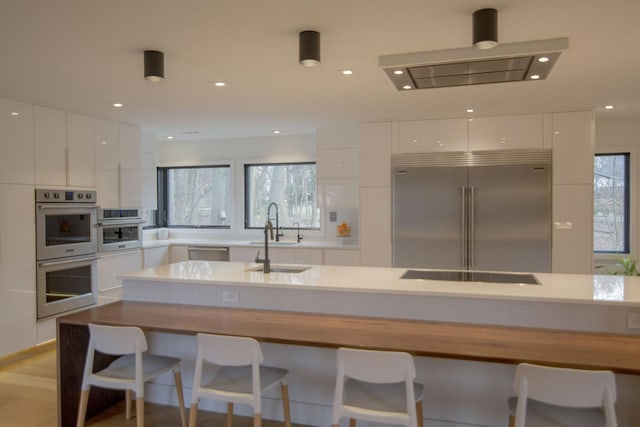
[325,249,360,266]
[552,111,594,185]
[293,248,323,265]
[397,119,468,153]
[34,105,67,186]
[95,119,120,207]
[97,251,142,305]
[0,98,34,184]
[143,246,169,269]
[360,186,392,267]
[140,152,157,209]
[119,123,142,208]
[230,247,258,262]
[360,122,392,187]
[468,114,543,151]
[0,184,37,356]
[67,113,96,187]
[169,245,189,263]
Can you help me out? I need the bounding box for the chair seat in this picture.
[344,378,424,413]
[202,365,288,394]
[508,396,606,427]
[95,353,181,382]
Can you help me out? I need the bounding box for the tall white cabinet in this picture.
[0,99,34,184]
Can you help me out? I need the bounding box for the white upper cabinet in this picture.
[552,111,594,185]
[396,119,468,153]
[468,114,544,151]
[35,106,66,186]
[0,98,34,184]
[95,121,142,208]
[360,122,392,187]
[67,113,96,187]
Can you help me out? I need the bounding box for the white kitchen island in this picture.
[59,261,640,427]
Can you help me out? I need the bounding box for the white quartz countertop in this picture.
[142,238,358,250]
[120,260,640,307]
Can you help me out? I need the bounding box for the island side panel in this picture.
[57,321,123,427]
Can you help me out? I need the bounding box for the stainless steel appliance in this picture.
[97,209,144,253]
[35,189,98,319]
[188,246,230,261]
[392,150,552,273]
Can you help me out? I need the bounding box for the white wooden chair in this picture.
[508,363,618,427]
[331,347,424,427]
[76,323,187,427]
[188,333,291,427]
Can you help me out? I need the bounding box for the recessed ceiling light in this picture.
[113,103,124,108]
[100,141,108,145]
[537,56,550,63]
[393,70,404,75]
[402,85,412,90]
[10,111,19,116]
[530,75,541,80]
[214,82,226,87]
[605,105,614,110]
[167,136,174,140]
[341,69,353,75]
[466,108,475,113]
[273,130,281,134]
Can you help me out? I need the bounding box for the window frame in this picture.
[594,152,631,254]
[243,161,319,230]
[156,164,232,229]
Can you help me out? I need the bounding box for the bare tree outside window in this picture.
[164,166,231,227]
[594,153,629,253]
[245,163,319,229]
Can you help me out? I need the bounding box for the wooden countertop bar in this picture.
[60,300,640,372]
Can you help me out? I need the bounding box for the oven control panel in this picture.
[36,189,97,203]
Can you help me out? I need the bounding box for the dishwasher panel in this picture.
[187,246,230,261]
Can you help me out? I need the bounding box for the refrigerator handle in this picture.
[469,186,476,268]
[461,187,467,267]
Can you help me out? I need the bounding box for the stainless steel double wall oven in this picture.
[35,189,98,319]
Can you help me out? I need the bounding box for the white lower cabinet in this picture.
[0,184,37,357]
[143,246,170,268]
[294,248,323,265]
[325,249,360,266]
[169,245,189,263]
[97,250,142,306]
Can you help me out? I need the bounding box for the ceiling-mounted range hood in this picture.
[379,38,568,91]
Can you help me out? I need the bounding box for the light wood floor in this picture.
[0,349,309,427]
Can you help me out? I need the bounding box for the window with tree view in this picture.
[245,162,319,229]
[594,153,629,253]
[158,166,231,228]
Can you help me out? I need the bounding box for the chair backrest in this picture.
[196,333,263,366]
[337,347,416,383]
[513,363,618,427]
[89,323,148,355]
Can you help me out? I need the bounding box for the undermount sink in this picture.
[248,241,299,246]
[400,270,540,285]
[247,265,311,274]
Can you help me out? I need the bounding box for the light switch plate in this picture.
[627,313,640,329]
[329,211,337,222]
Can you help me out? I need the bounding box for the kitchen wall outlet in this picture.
[329,211,337,222]
[222,291,239,303]
[627,313,640,329]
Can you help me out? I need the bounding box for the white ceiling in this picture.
[1,0,638,141]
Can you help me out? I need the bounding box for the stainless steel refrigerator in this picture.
[392,150,552,273]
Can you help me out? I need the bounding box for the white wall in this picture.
[595,117,640,269]
[155,134,324,241]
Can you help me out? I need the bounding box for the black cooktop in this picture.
[400,270,540,285]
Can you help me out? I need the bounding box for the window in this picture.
[157,165,231,228]
[244,162,319,229]
[594,153,630,253]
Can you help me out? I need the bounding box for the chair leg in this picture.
[136,397,144,427]
[188,402,199,427]
[76,389,90,427]
[508,415,515,427]
[126,390,132,419]
[281,383,292,427]
[416,400,424,427]
[174,371,188,427]
[253,413,261,427]
[227,403,234,427]
[349,419,357,427]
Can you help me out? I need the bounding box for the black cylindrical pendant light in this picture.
[472,8,498,49]
[299,30,320,67]
[144,50,164,82]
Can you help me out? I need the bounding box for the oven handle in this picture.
[98,220,145,226]
[38,204,98,210]
[38,256,98,268]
